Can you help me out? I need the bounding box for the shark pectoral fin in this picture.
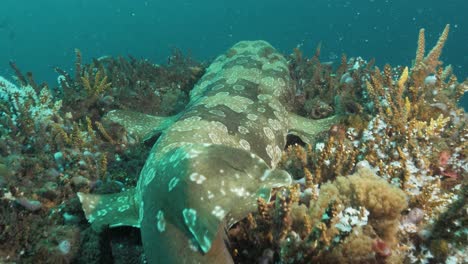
[208,222,234,264]
[141,215,234,264]
[261,168,292,188]
[182,207,221,254]
[104,110,178,142]
[77,188,140,231]
[222,169,292,230]
[288,113,339,144]
[256,168,293,201]
[179,146,293,254]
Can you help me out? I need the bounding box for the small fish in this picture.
[78,40,337,263]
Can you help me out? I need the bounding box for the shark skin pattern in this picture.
[78,40,337,263]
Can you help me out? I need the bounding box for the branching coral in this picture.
[0,46,206,262]
[280,127,357,185]
[358,25,466,209]
[80,68,112,98]
[0,22,465,263]
[230,24,466,264]
[55,49,204,122]
[412,25,450,85]
[56,50,114,121]
[0,73,117,187]
[0,75,121,261]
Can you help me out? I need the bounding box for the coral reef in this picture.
[229,24,467,263]
[0,49,203,262]
[230,167,408,263]
[0,24,465,263]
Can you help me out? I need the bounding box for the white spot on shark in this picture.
[238,126,249,134]
[231,187,249,197]
[226,77,238,85]
[235,58,248,64]
[190,173,207,184]
[266,145,274,160]
[208,133,221,144]
[118,205,130,212]
[157,210,166,232]
[261,76,275,87]
[117,196,128,203]
[168,177,180,191]
[139,200,144,225]
[207,190,215,199]
[97,209,108,216]
[211,121,228,133]
[239,139,251,151]
[187,147,203,158]
[257,94,272,101]
[263,127,275,140]
[268,101,283,111]
[273,145,282,165]
[211,84,225,91]
[268,118,282,130]
[142,163,158,186]
[169,153,179,162]
[273,110,286,122]
[266,145,283,167]
[247,113,258,121]
[182,208,197,227]
[211,206,226,220]
[233,84,245,91]
[208,109,226,117]
[277,77,286,87]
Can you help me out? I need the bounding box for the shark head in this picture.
[139,143,291,258]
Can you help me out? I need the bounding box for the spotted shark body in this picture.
[78,40,337,263]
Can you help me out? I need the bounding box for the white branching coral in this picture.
[0,76,62,128]
[335,207,369,233]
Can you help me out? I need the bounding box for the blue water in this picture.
[0,0,466,87]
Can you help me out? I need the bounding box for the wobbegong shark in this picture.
[78,40,337,263]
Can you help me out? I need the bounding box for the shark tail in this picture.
[142,218,234,264]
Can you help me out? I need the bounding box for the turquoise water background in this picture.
[0,0,466,95]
